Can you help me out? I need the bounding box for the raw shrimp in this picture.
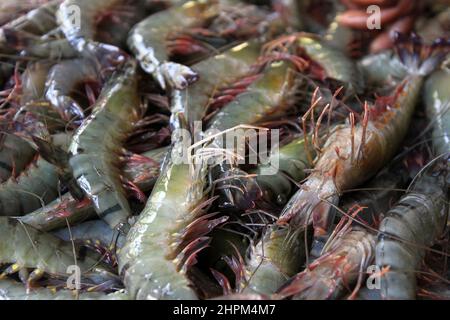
[205,58,307,132]
[243,225,310,296]
[0,279,129,300]
[118,113,238,299]
[20,147,167,232]
[263,33,364,94]
[376,158,449,299]
[1,1,59,36]
[277,226,376,300]
[424,68,450,158]
[278,35,450,237]
[128,0,277,89]
[53,219,126,250]
[44,58,100,121]
[69,60,141,233]
[0,217,113,288]
[0,0,50,26]
[183,40,264,128]
[0,133,37,183]
[357,50,406,88]
[20,60,54,105]
[57,0,147,66]
[0,156,59,216]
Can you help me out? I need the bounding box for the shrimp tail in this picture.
[394,33,450,76]
[278,184,339,236]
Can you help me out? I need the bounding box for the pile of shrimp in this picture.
[0,0,448,300]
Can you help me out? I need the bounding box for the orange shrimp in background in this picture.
[337,0,420,53]
[277,34,450,237]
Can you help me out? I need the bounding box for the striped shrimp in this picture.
[277,35,450,237]
[68,60,142,233]
[376,157,449,299]
[20,147,168,232]
[127,0,279,90]
[0,279,129,300]
[276,226,376,300]
[0,217,114,290]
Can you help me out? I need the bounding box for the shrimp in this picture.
[263,33,364,94]
[20,147,167,232]
[44,58,100,122]
[0,156,59,216]
[128,0,278,90]
[243,225,310,296]
[205,57,308,132]
[0,1,51,26]
[57,0,147,66]
[53,219,126,250]
[276,226,376,300]
[0,133,37,183]
[424,68,450,159]
[277,35,450,237]
[68,60,141,233]
[215,134,314,212]
[0,279,129,300]
[182,40,264,128]
[118,110,239,299]
[357,50,406,88]
[376,157,449,300]
[20,60,54,105]
[1,1,59,36]
[0,217,113,289]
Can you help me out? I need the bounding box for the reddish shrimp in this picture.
[277,35,450,237]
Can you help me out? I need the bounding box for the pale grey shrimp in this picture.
[127,0,220,90]
[424,68,450,160]
[277,226,376,300]
[68,60,141,233]
[20,60,54,105]
[20,147,167,232]
[44,57,100,121]
[53,219,126,250]
[0,156,59,216]
[0,217,113,289]
[243,226,310,296]
[1,1,59,36]
[376,157,449,300]
[57,0,147,66]
[0,279,129,300]
[0,133,37,183]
